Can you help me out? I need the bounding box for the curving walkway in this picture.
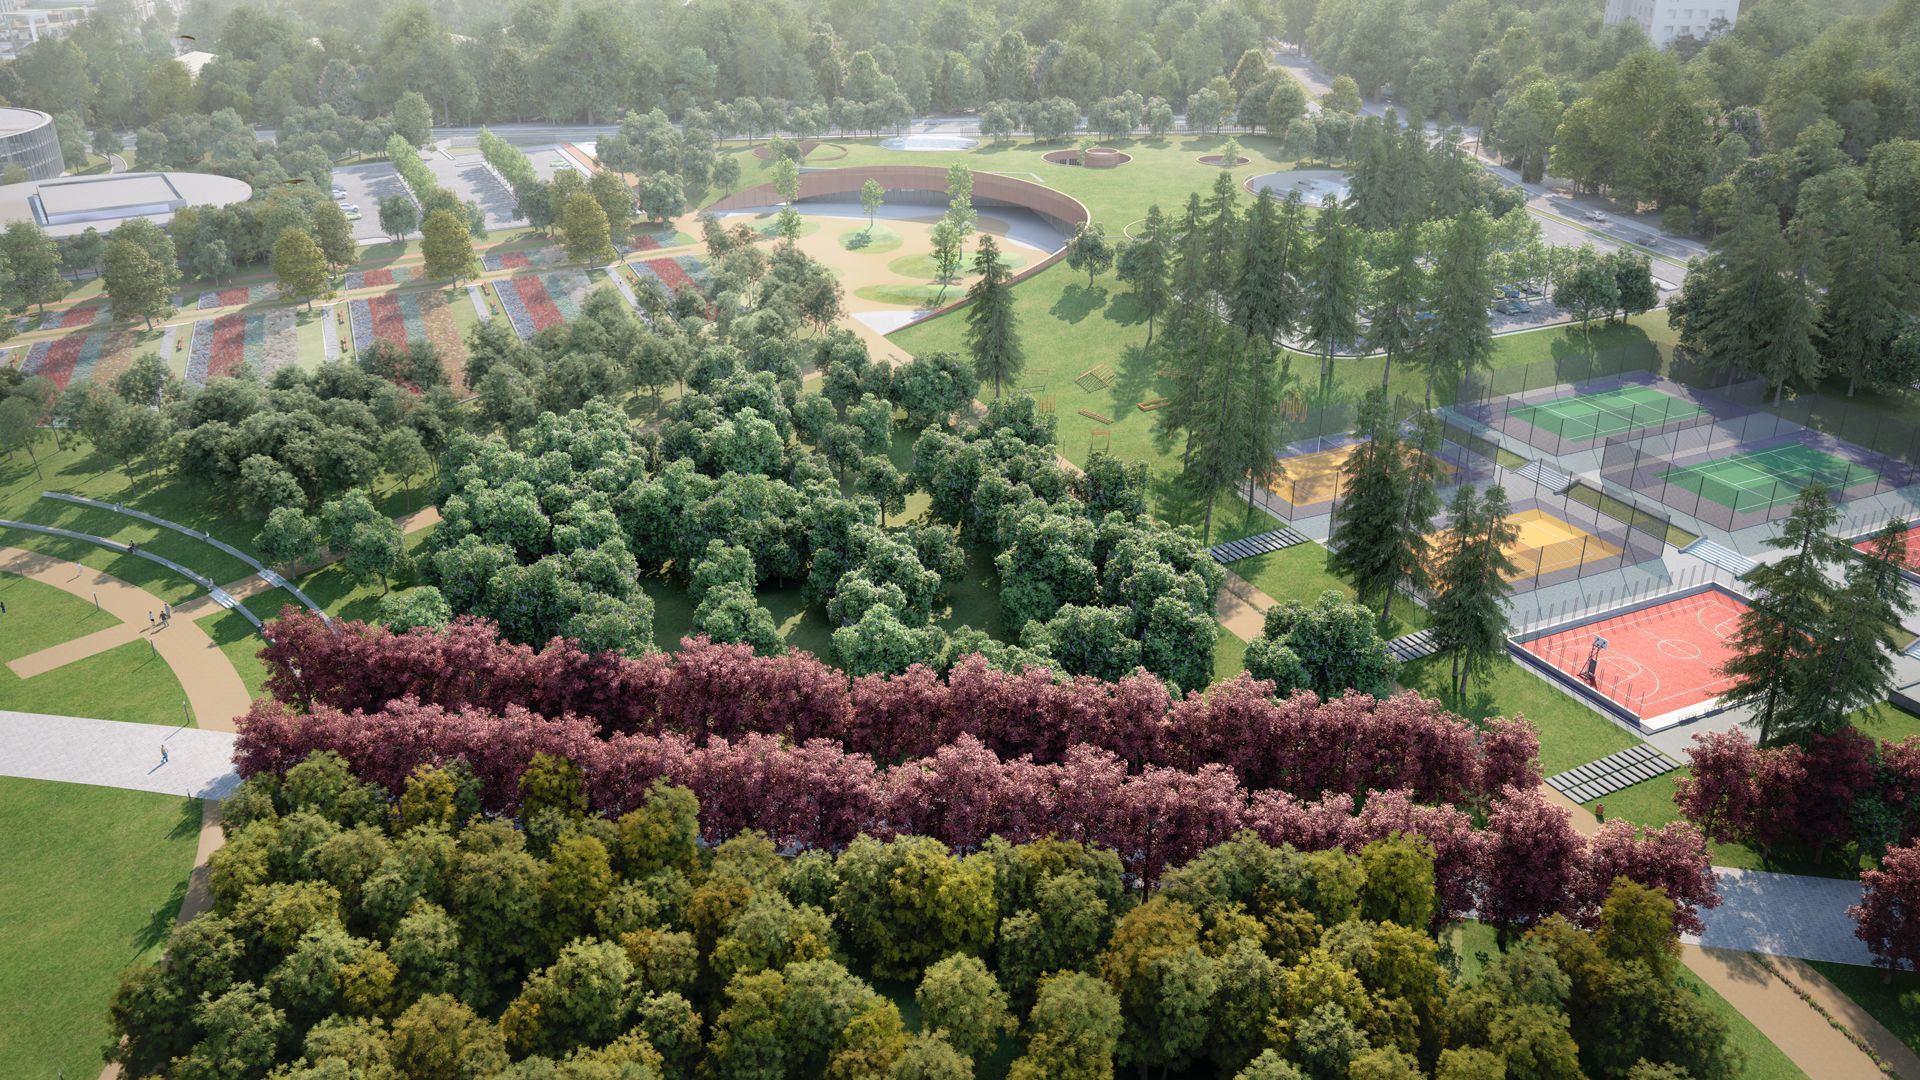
[0,547,250,731]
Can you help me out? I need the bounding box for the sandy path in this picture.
[1682,947,1889,1080]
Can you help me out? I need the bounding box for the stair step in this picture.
[1209,527,1311,564]
[1546,743,1680,803]
[1386,629,1440,662]
[1680,538,1757,577]
[1515,460,1575,494]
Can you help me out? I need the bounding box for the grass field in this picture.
[0,777,200,1080]
[0,638,195,726]
[0,570,115,660]
[1802,961,1920,1058]
[1401,652,1638,775]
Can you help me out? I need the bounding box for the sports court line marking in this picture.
[1519,590,1746,726]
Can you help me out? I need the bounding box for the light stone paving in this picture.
[467,283,490,321]
[1685,867,1873,965]
[321,302,339,361]
[0,710,238,800]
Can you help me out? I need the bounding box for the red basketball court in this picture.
[1852,523,1920,575]
[1517,586,1750,729]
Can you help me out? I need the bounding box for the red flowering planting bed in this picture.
[368,295,409,347]
[643,257,695,291]
[361,268,396,287]
[498,252,531,270]
[214,287,250,307]
[512,276,566,331]
[208,313,250,380]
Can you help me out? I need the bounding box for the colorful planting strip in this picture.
[481,247,566,272]
[185,308,300,385]
[196,283,280,309]
[493,269,593,341]
[630,255,708,292]
[36,302,109,332]
[343,266,414,290]
[492,279,535,340]
[20,329,141,390]
[417,290,469,389]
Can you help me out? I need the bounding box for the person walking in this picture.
[148,611,155,628]
[159,745,169,766]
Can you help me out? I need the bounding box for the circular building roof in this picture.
[0,108,52,138]
[0,170,254,238]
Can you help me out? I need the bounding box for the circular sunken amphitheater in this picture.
[1245,168,1352,207]
[0,108,63,182]
[708,165,1088,278]
[1197,153,1252,168]
[1041,146,1130,168]
[750,140,851,162]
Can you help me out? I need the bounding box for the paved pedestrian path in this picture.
[1686,867,1874,966]
[321,302,339,361]
[0,711,238,799]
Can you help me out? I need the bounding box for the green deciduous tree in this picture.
[558,193,614,266]
[420,209,477,281]
[1244,590,1397,699]
[378,195,419,241]
[915,953,1014,1062]
[271,228,330,309]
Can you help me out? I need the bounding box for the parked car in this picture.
[331,187,348,199]
[339,202,359,214]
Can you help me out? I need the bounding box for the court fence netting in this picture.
[1335,458,1674,596]
[1596,410,1920,532]
[1447,365,1762,458]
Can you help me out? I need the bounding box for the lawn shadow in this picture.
[1049,282,1108,324]
[1108,342,1162,413]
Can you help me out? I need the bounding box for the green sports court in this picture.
[1658,443,1879,511]
[1508,385,1708,441]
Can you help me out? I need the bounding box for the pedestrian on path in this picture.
[159,745,168,766]
[148,611,155,628]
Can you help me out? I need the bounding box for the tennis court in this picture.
[1517,586,1750,728]
[1659,443,1879,512]
[1509,385,1706,442]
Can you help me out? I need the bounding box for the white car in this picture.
[1584,210,1609,223]
[331,187,347,199]
[338,202,359,215]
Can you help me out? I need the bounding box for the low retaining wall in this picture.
[707,165,1090,332]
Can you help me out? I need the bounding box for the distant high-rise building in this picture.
[1603,0,1740,48]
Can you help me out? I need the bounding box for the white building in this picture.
[1603,0,1740,48]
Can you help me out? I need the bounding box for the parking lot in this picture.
[424,149,519,232]
[331,162,413,244]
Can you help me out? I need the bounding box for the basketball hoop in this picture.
[1583,635,1607,683]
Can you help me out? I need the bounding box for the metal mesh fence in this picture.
[1596,413,1919,532]
[1447,370,1758,459]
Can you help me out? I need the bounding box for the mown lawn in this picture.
[1399,652,1639,775]
[1803,961,1920,1058]
[0,438,432,608]
[0,778,200,1080]
[0,570,114,660]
